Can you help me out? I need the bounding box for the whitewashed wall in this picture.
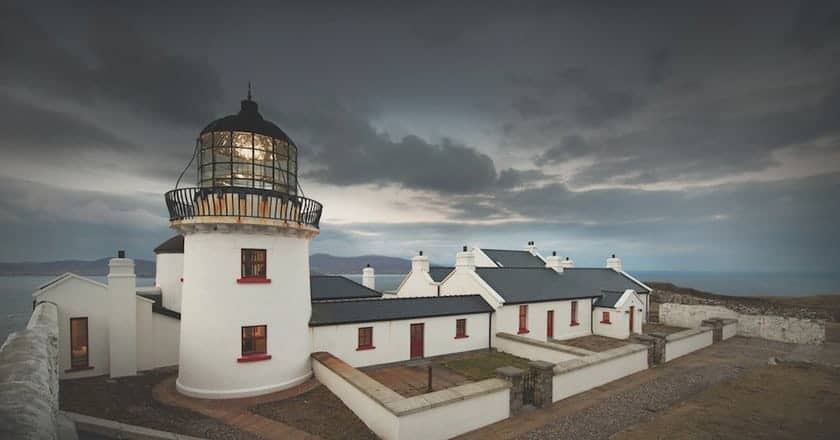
[495,299,592,343]
[722,320,737,340]
[136,303,180,371]
[311,313,491,368]
[637,293,649,323]
[155,253,183,312]
[659,303,825,344]
[33,276,110,379]
[472,248,498,267]
[592,307,629,339]
[394,271,438,298]
[439,270,503,308]
[494,333,579,364]
[397,385,510,440]
[664,328,713,362]
[552,344,648,402]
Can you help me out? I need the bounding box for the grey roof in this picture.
[154,235,184,254]
[428,267,454,282]
[310,295,493,326]
[474,267,651,305]
[135,289,181,319]
[593,291,624,308]
[481,249,545,267]
[310,275,383,301]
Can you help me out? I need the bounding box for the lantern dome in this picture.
[196,95,298,194]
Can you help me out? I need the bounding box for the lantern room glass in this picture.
[198,130,298,194]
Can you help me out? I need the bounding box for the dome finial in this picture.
[247,81,252,101]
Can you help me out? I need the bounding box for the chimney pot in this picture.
[462,245,468,252]
[117,250,125,258]
[552,251,557,256]
[419,250,423,256]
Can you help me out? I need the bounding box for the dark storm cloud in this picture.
[535,135,591,164]
[787,0,840,49]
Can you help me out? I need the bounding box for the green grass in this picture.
[441,351,533,380]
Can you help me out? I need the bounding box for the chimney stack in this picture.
[606,254,623,271]
[362,264,375,290]
[526,240,537,255]
[411,250,430,274]
[456,245,476,271]
[108,251,137,378]
[560,256,575,269]
[545,251,563,273]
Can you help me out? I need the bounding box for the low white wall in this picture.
[722,320,737,340]
[552,344,648,402]
[311,313,491,368]
[664,328,713,362]
[397,385,509,440]
[659,303,825,344]
[495,333,580,363]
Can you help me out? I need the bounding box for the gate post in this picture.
[529,360,554,408]
[495,366,525,414]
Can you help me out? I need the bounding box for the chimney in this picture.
[108,250,137,378]
[456,245,475,271]
[526,240,537,255]
[606,254,623,271]
[411,250,430,274]
[362,264,375,290]
[545,251,563,273]
[560,256,575,269]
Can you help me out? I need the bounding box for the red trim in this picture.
[237,277,272,284]
[356,345,376,351]
[517,328,530,334]
[237,354,272,363]
[601,311,611,324]
[454,335,469,339]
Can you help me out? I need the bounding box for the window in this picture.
[547,310,554,338]
[239,249,269,283]
[570,301,579,326]
[455,319,468,339]
[239,325,270,362]
[518,305,529,334]
[69,317,89,370]
[357,327,374,350]
[601,311,611,324]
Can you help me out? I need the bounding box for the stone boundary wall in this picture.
[663,327,714,362]
[311,352,510,440]
[495,332,582,363]
[659,303,825,344]
[0,302,65,440]
[551,343,648,402]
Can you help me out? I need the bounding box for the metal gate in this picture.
[523,371,536,405]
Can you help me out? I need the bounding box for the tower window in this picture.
[69,317,90,370]
[239,325,270,362]
[239,249,269,282]
[357,327,374,350]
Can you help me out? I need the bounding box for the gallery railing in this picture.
[165,187,322,228]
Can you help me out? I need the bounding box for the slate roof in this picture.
[136,289,181,319]
[593,291,624,308]
[474,267,651,305]
[428,267,454,282]
[310,275,383,301]
[154,235,184,254]
[481,249,545,267]
[310,295,493,326]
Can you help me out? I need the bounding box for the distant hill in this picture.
[0,254,414,277]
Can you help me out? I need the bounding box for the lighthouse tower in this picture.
[165,91,322,399]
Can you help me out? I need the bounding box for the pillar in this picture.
[495,366,524,414]
[529,360,554,408]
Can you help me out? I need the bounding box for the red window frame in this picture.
[601,311,612,324]
[239,325,271,362]
[69,317,91,371]
[570,301,579,326]
[455,318,468,339]
[518,305,529,334]
[357,327,375,350]
[238,248,270,283]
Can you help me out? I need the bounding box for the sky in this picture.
[0,1,839,272]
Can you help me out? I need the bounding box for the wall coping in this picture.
[665,327,713,342]
[64,411,204,440]
[552,343,648,375]
[496,332,589,356]
[312,352,510,417]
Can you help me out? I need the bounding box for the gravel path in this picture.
[516,337,797,440]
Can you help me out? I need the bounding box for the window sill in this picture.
[517,329,530,335]
[570,322,580,327]
[454,335,469,339]
[237,354,272,363]
[237,277,271,284]
[65,365,94,373]
[356,345,376,351]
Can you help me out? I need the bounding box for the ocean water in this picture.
[2,272,838,343]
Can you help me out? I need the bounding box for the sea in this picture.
[2,272,839,343]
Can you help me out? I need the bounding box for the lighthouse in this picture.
[165,91,322,399]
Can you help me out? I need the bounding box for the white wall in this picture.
[722,321,737,340]
[664,328,713,362]
[395,271,438,298]
[552,345,648,402]
[136,302,180,372]
[473,248,498,267]
[592,307,629,339]
[494,334,579,364]
[311,313,491,368]
[33,276,110,379]
[439,269,502,308]
[659,303,825,344]
[637,293,649,323]
[397,385,510,440]
[108,258,136,378]
[495,299,592,343]
[177,229,314,398]
[135,297,155,371]
[155,253,184,312]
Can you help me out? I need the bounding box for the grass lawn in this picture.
[441,351,533,380]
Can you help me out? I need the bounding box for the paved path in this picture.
[458,337,801,440]
[153,376,320,440]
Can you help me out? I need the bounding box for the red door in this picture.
[546,310,554,339]
[410,323,424,359]
[629,306,635,333]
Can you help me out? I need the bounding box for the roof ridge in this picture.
[321,294,484,304]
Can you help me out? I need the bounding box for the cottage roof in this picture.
[310,275,383,301]
[428,266,454,282]
[481,249,544,267]
[593,291,624,308]
[153,235,184,254]
[309,295,492,326]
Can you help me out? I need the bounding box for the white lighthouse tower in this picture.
[165,91,322,399]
